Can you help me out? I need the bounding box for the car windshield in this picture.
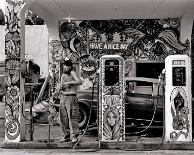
[125,77,161,96]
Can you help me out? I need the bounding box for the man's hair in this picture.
[62,59,73,73]
[64,60,73,67]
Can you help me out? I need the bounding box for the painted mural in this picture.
[4,0,27,141]
[53,19,189,92]
[103,105,122,140]
[47,19,190,141]
[46,18,192,141]
[48,40,63,92]
[170,87,189,141]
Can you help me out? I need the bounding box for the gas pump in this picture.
[165,55,192,142]
[99,55,125,141]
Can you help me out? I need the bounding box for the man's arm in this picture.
[59,74,67,90]
[68,71,82,85]
[60,71,82,88]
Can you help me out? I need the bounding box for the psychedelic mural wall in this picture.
[4,0,28,141]
[49,18,190,93]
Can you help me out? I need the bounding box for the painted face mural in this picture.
[103,106,122,140]
[107,111,117,127]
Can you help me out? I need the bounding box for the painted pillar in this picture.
[48,21,79,94]
[4,0,30,142]
[47,22,62,95]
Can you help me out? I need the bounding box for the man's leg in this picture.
[59,96,70,141]
[65,96,79,142]
[70,97,79,141]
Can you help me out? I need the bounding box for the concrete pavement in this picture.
[1,123,194,150]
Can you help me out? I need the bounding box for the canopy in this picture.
[29,0,194,21]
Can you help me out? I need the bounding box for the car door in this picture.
[125,77,164,126]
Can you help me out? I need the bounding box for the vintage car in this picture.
[77,77,164,130]
[76,77,193,134]
[28,75,193,137]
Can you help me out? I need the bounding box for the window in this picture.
[136,63,165,86]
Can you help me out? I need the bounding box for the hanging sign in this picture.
[89,42,130,50]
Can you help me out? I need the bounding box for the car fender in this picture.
[77,99,91,110]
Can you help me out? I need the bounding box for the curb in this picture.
[2,141,194,150]
[1,140,99,149]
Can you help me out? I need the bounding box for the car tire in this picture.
[0,95,2,101]
[78,103,89,129]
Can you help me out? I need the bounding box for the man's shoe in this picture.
[71,137,78,143]
[59,138,70,143]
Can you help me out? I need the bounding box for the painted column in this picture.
[48,21,79,94]
[46,21,65,126]
[48,23,62,95]
[4,0,29,142]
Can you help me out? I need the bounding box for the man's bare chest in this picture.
[62,74,74,82]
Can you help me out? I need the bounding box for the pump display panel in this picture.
[105,59,119,86]
[172,67,186,86]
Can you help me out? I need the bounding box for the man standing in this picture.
[58,58,82,143]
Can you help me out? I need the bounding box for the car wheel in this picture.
[78,104,89,129]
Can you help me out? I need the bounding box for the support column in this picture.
[180,2,194,51]
[48,21,78,94]
[47,22,62,94]
[4,0,29,142]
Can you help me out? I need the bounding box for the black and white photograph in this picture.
[0,0,194,154]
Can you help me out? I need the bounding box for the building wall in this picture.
[0,25,49,78]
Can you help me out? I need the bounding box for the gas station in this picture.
[2,0,194,150]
